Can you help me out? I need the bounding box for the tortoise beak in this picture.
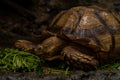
[34,45,43,55]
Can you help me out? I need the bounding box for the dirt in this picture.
[0,70,120,80]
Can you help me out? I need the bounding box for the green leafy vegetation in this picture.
[99,61,120,70]
[0,48,42,72]
[43,60,72,74]
[0,48,120,75]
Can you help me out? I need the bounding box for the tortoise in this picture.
[15,6,120,71]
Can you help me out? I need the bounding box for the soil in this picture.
[0,70,120,80]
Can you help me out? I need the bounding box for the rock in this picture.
[0,70,120,80]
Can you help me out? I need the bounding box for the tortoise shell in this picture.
[49,6,120,53]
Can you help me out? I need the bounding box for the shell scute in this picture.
[50,6,120,52]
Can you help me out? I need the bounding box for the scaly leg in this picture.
[61,46,99,71]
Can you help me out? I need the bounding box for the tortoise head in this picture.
[34,44,44,55]
[34,36,64,59]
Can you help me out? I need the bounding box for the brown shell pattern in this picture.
[50,6,120,53]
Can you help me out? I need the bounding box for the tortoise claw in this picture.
[15,40,36,51]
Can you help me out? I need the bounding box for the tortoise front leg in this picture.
[15,40,36,52]
[61,46,99,71]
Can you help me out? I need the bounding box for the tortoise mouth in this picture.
[34,45,43,55]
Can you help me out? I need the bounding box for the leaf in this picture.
[0,48,42,72]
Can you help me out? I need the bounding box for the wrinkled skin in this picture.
[15,6,120,71]
[15,36,98,70]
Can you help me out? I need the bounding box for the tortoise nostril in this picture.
[35,45,43,53]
